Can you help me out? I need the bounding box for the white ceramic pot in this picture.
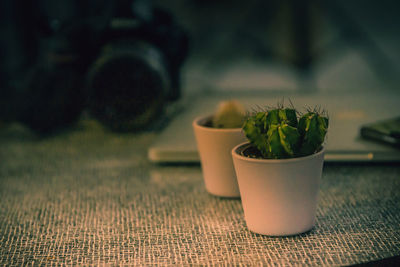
[193,115,247,197]
[232,142,325,236]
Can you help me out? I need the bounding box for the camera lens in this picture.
[87,41,170,131]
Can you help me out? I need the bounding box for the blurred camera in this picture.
[0,0,188,133]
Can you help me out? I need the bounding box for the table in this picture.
[1,120,399,266]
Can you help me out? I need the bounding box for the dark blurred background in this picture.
[157,0,400,92]
[1,0,399,134]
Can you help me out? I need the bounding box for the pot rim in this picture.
[193,115,243,133]
[232,142,325,164]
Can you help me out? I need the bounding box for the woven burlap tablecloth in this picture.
[1,121,399,266]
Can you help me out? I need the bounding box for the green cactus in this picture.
[243,105,328,159]
[266,123,300,158]
[243,112,269,157]
[298,112,329,156]
[265,108,297,127]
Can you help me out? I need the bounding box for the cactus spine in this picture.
[243,106,328,159]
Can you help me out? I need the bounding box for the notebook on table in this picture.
[148,89,400,163]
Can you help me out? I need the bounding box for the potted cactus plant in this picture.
[193,100,247,197]
[231,105,329,236]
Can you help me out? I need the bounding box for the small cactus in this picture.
[243,105,328,159]
[298,111,329,156]
[243,112,269,157]
[212,100,246,128]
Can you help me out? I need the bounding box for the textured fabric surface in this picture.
[1,121,400,266]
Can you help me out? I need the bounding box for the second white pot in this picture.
[193,115,247,197]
